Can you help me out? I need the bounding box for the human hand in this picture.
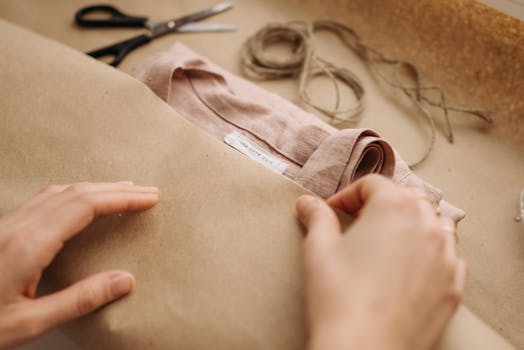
[0,182,159,350]
[296,175,466,350]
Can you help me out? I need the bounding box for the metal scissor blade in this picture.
[150,2,233,38]
[176,2,233,25]
[175,23,237,32]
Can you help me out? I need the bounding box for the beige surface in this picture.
[0,0,523,348]
[0,17,515,350]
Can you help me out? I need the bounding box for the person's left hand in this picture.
[0,181,159,350]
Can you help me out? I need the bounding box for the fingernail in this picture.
[110,272,135,298]
[133,186,158,193]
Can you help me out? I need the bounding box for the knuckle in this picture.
[75,191,94,204]
[449,285,464,307]
[380,189,418,210]
[66,182,90,194]
[76,284,102,315]
[311,204,330,221]
[443,257,458,275]
[41,184,61,194]
[73,192,96,214]
[444,260,464,305]
[81,193,99,217]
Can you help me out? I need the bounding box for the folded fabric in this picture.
[131,43,464,222]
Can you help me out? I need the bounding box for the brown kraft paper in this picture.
[0,19,515,350]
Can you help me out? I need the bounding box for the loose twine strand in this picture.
[240,20,493,168]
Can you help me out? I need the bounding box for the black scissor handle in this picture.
[87,34,151,67]
[75,5,148,28]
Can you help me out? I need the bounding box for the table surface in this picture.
[478,0,524,20]
[1,0,522,348]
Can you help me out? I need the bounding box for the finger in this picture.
[327,174,396,215]
[451,259,467,309]
[54,183,159,219]
[421,258,467,349]
[409,187,442,220]
[21,186,158,270]
[439,220,457,272]
[439,216,457,243]
[3,182,140,226]
[35,190,159,253]
[62,181,153,195]
[296,195,340,254]
[422,299,460,349]
[439,218,459,269]
[29,182,159,235]
[3,183,158,268]
[27,270,135,335]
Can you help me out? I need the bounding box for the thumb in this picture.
[296,195,341,256]
[27,270,134,337]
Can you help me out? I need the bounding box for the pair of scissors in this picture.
[75,2,235,67]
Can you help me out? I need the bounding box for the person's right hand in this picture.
[296,175,467,350]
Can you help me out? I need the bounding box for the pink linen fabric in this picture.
[130,43,464,222]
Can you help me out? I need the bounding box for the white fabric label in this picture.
[224,131,288,175]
